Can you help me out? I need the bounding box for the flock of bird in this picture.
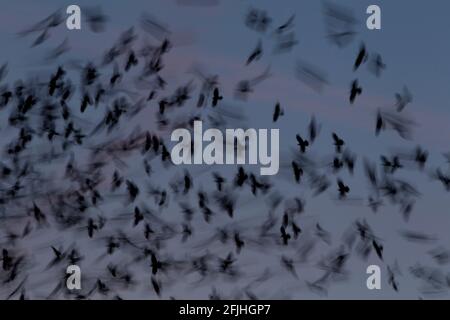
[0,2,449,300]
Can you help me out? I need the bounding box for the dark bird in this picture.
[151,276,161,296]
[353,43,368,71]
[212,87,222,107]
[50,246,64,263]
[213,172,225,191]
[349,79,362,104]
[32,202,46,224]
[280,226,291,245]
[126,180,140,202]
[296,135,309,153]
[292,161,303,183]
[87,218,98,238]
[125,51,138,71]
[182,223,192,242]
[433,169,450,191]
[235,166,248,187]
[246,40,263,65]
[275,14,295,34]
[133,206,144,226]
[234,232,244,254]
[375,110,384,136]
[414,146,428,169]
[80,93,92,113]
[151,253,162,275]
[272,102,284,122]
[249,174,269,195]
[342,150,356,174]
[1,249,12,271]
[110,64,122,86]
[291,222,302,239]
[183,172,192,194]
[333,157,343,172]
[387,266,399,292]
[381,155,402,173]
[308,116,319,143]
[219,253,235,272]
[337,179,350,198]
[332,133,345,153]
[372,240,383,260]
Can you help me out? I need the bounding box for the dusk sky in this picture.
[0,1,449,300]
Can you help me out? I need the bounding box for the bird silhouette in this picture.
[296,134,309,153]
[337,179,350,198]
[212,87,222,107]
[332,133,345,153]
[272,102,284,122]
[349,79,362,104]
[246,39,263,65]
[353,43,368,71]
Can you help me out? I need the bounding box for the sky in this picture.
[0,0,449,299]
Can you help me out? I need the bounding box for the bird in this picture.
[151,253,162,275]
[212,87,223,107]
[126,180,140,202]
[372,240,383,260]
[375,110,384,136]
[349,79,362,104]
[414,146,428,169]
[233,232,245,254]
[275,14,295,34]
[292,161,303,183]
[84,6,108,32]
[291,222,302,239]
[308,116,319,143]
[433,169,450,191]
[110,64,122,86]
[370,53,386,77]
[332,133,345,153]
[381,155,402,173]
[151,277,161,296]
[273,102,284,122]
[234,166,248,187]
[280,226,291,245]
[125,51,138,71]
[337,179,350,198]
[246,40,263,65]
[280,256,297,278]
[212,172,225,191]
[235,67,271,99]
[395,87,412,112]
[296,135,309,153]
[353,43,368,71]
